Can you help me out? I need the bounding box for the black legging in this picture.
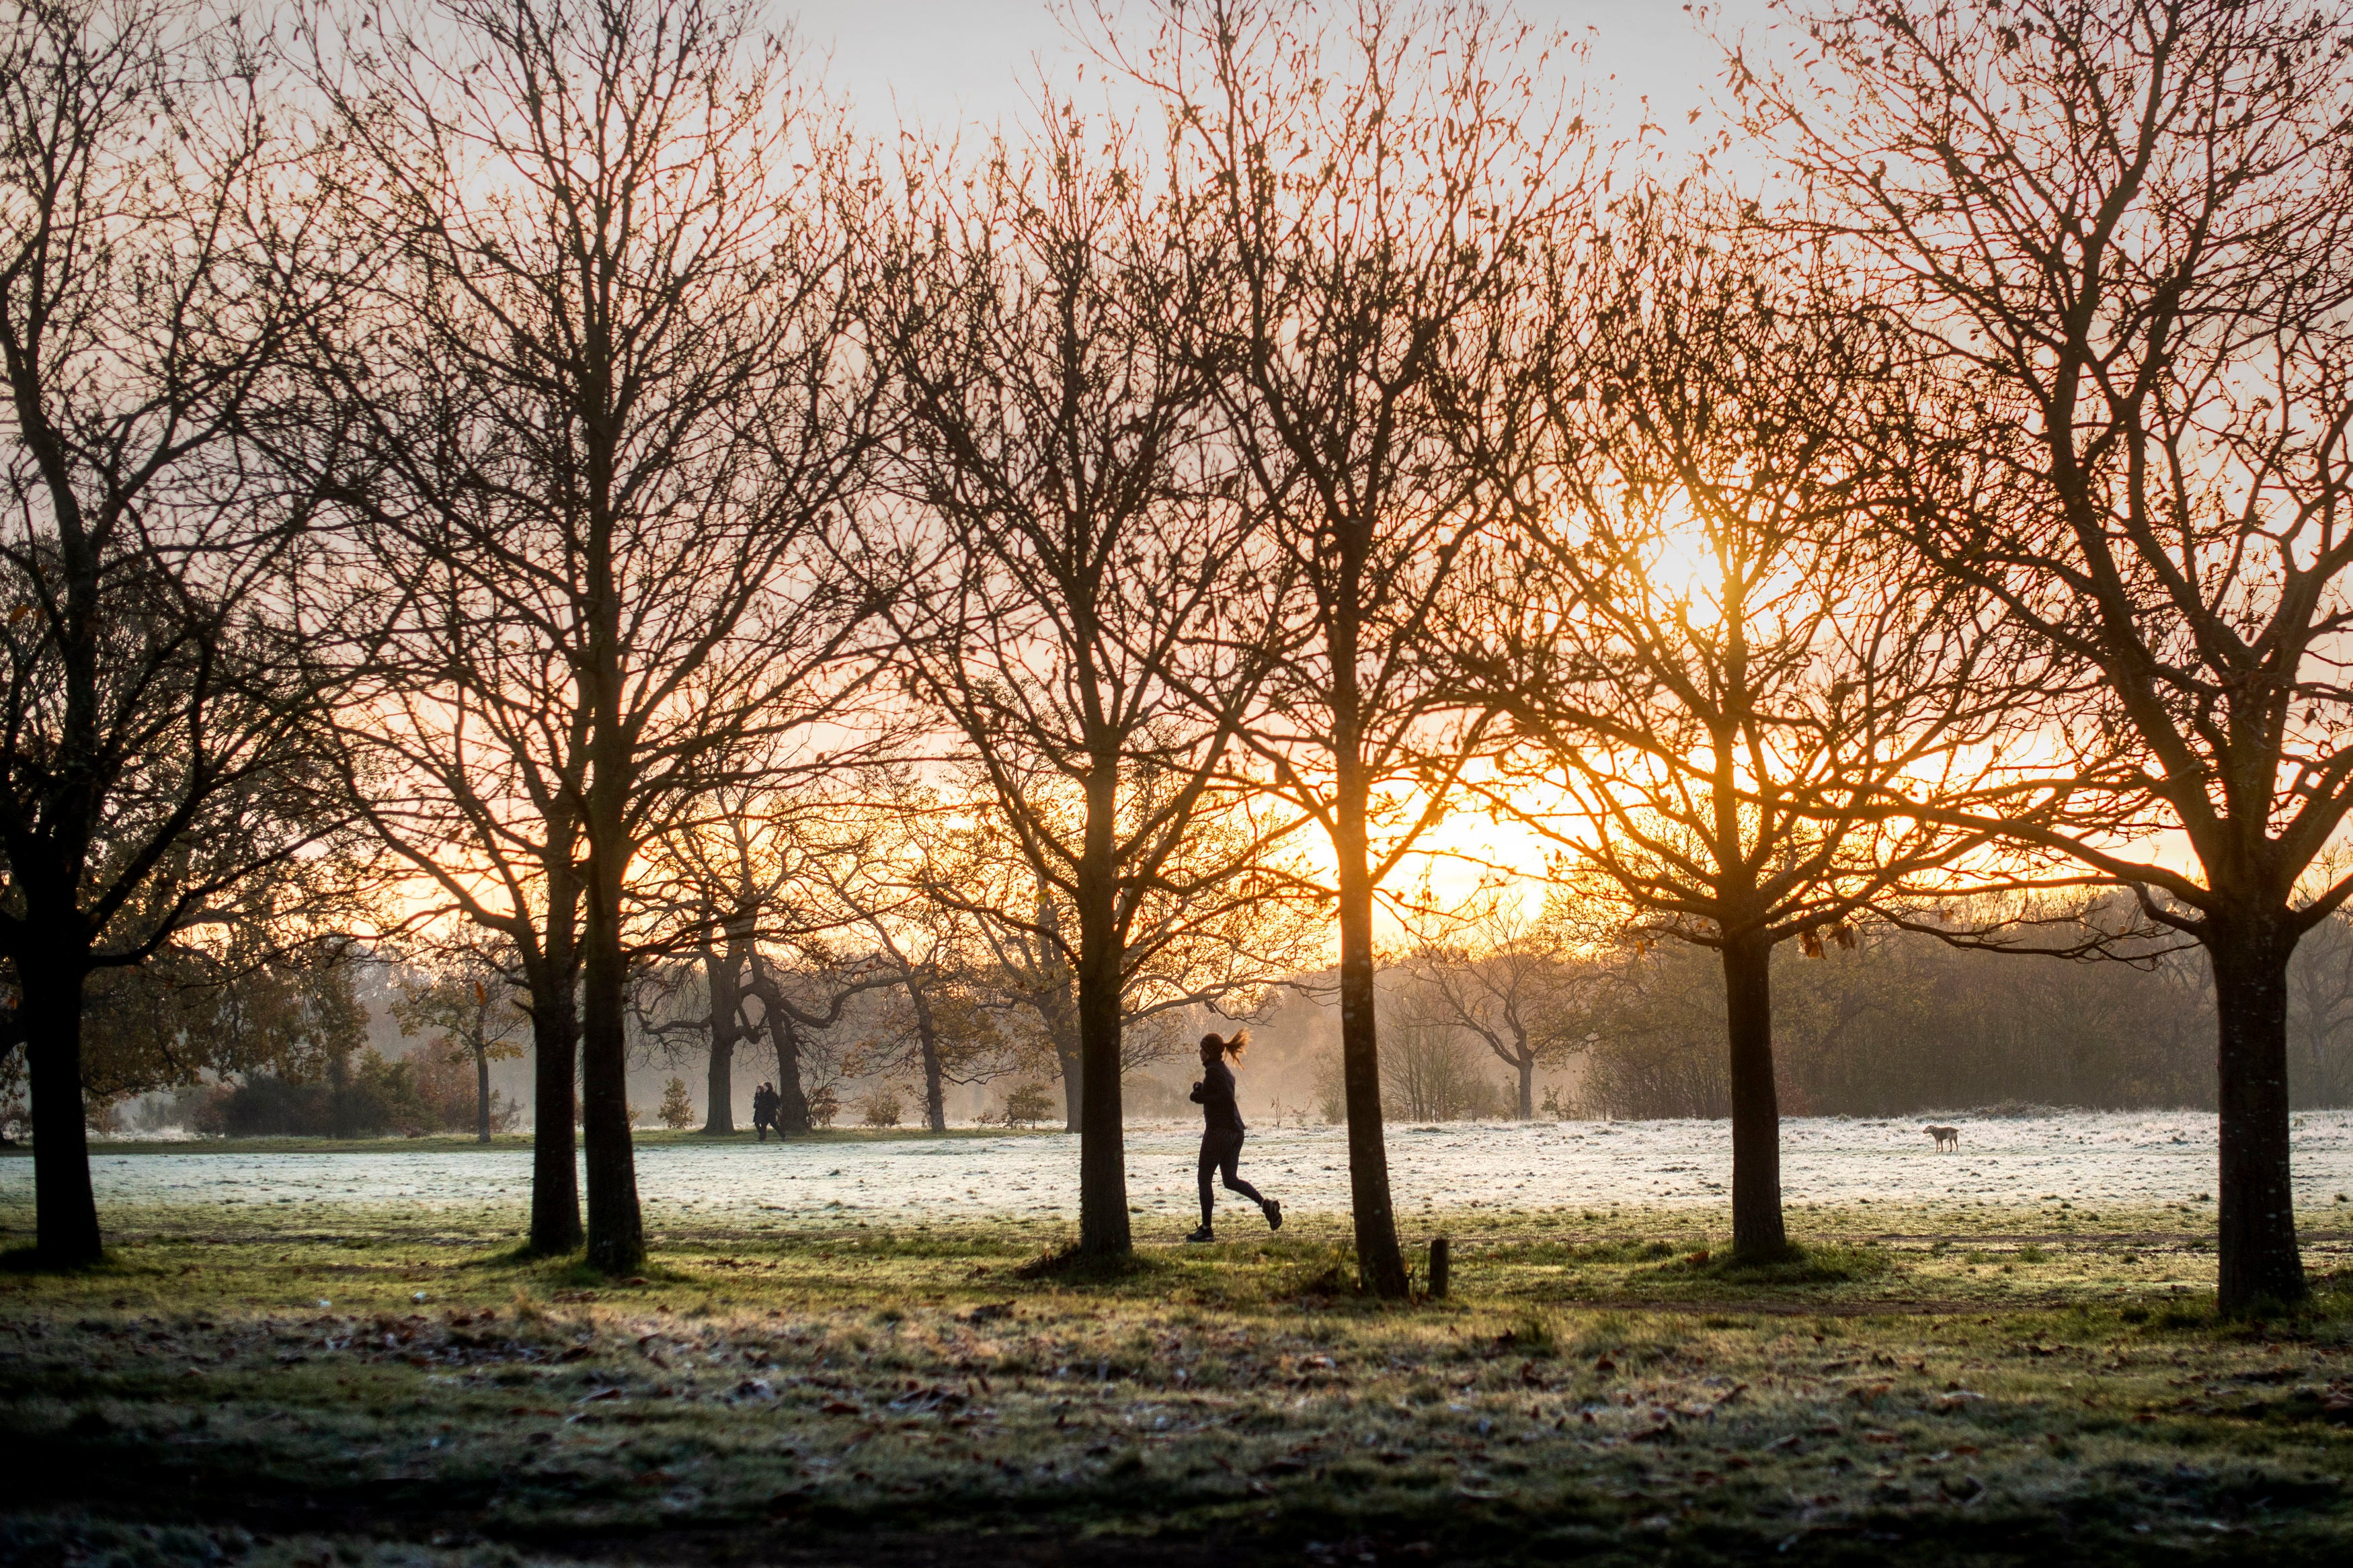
[1198,1127,1265,1226]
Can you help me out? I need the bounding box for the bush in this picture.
[1120,1075,1191,1118]
[806,1085,841,1128]
[206,1075,331,1137]
[861,1087,903,1128]
[1380,1003,1511,1122]
[1000,1081,1054,1128]
[186,1046,516,1139]
[1310,1052,1345,1124]
[658,1077,696,1130]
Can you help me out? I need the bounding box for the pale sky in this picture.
[783,1,1781,146]
[768,2,1795,935]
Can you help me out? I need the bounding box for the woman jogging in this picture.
[1188,1030,1281,1242]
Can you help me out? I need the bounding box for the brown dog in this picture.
[1925,1124,1960,1151]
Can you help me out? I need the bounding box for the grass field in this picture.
[2,1159,2352,1565]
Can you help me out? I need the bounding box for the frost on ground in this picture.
[5,1110,2348,1231]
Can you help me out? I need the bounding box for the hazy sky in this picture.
[781,1,1782,143]
[766,3,1797,914]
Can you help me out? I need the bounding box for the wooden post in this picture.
[1429,1237,1450,1299]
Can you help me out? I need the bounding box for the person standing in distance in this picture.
[1188,1031,1281,1242]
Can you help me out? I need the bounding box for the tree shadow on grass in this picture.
[0,1245,120,1276]
[454,1243,701,1298]
[1640,1240,1895,1287]
[1012,1243,1166,1286]
[458,1239,643,1273]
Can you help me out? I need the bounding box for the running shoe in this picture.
[1185,1225,1215,1243]
[1263,1198,1283,1231]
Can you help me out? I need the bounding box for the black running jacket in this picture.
[1190,1059,1245,1136]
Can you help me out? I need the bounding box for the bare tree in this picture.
[1741,0,2353,1310]
[842,921,1009,1135]
[1115,0,1591,1293]
[307,0,885,1271]
[637,773,900,1133]
[1464,198,2025,1257]
[305,565,592,1247]
[0,0,348,1263]
[926,776,1317,1130]
[809,800,1013,1134]
[1402,892,1581,1121]
[391,942,528,1143]
[1376,978,1509,1122]
[868,108,1285,1255]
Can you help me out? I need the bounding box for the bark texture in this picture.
[1074,765,1130,1255]
[580,814,643,1272]
[1334,770,1408,1298]
[475,1048,493,1144]
[24,958,100,1266]
[2208,915,2306,1315]
[524,926,582,1255]
[699,918,754,1137]
[905,983,948,1134]
[1721,933,1787,1260]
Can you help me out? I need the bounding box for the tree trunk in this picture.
[1334,761,1408,1298]
[1074,761,1130,1256]
[475,1045,492,1143]
[525,936,582,1255]
[1032,977,1080,1130]
[24,954,101,1266]
[1054,1015,1082,1130]
[906,981,948,1133]
[703,1027,735,1135]
[1721,932,1787,1260]
[580,828,643,1274]
[700,926,748,1136]
[2208,915,2307,1315]
[1035,895,1083,1132]
[752,976,811,1136]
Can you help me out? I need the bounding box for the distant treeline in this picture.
[54,903,2353,1142]
[1571,928,2217,1119]
[1250,911,2353,1126]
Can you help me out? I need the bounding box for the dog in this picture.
[1925,1124,1960,1152]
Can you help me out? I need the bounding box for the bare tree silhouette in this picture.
[0,0,348,1264]
[1743,0,2353,1309]
[1464,198,2026,1257]
[1110,0,1591,1293]
[868,106,1284,1253]
[304,0,887,1270]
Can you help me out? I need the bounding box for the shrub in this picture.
[1120,1075,1191,1118]
[190,1046,518,1139]
[1000,1081,1054,1128]
[208,1075,331,1136]
[1310,1052,1345,1124]
[806,1085,841,1128]
[658,1077,696,1130]
[861,1087,903,1128]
